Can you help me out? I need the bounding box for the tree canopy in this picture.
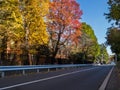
[105,0,120,26]
[47,0,82,60]
[0,0,49,65]
[80,23,100,61]
[106,27,120,54]
[69,23,100,63]
[99,44,109,64]
[105,0,120,61]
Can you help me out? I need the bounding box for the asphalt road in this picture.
[0,65,113,90]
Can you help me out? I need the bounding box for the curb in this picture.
[99,66,114,90]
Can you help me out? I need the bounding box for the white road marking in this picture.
[0,67,98,90]
[99,66,114,90]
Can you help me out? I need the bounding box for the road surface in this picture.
[0,65,113,90]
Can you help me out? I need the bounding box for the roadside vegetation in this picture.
[105,0,120,80]
[105,0,120,63]
[0,0,109,65]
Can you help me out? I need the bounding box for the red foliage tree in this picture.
[47,0,82,61]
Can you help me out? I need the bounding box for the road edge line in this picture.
[99,66,114,90]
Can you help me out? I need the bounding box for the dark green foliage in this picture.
[36,45,50,56]
[105,0,120,26]
[69,23,100,63]
[106,27,120,60]
[105,0,120,61]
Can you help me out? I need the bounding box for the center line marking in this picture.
[0,67,98,90]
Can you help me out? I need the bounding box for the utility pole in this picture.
[115,54,117,64]
[101,54,104,64]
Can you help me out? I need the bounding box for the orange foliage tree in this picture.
[47,0,82,62]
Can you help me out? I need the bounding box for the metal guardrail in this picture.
[0,64,92,78]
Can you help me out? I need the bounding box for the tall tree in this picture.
[99,44,109,64]
[106,27,120,57]
[81,23,100,62]
[70,23,100,63]
[0,0,23,65]
[47,0,82,62]
[105,0,120,26]
[105,0,120,61]
[18,0,49,65]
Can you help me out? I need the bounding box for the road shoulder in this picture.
[105,66,120,90]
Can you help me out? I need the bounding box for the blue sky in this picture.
[77,0,112,54]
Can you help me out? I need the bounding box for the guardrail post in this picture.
[22,70,25,75]
[37,69,39,73]
[48,68,50,72]
[62,67,64,70]
[1,72,5,78]
[56,68,58,71]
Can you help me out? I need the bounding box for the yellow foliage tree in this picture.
[0,0,23,65]
[19,0,49,64]
[0,0,49,65]
[19,0,49,45]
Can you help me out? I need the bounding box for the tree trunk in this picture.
[16,54,22,65]
[51,49,58,64]
[1,37,7,65]
[29,54,32,65]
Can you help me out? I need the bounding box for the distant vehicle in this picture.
[110,62,116,65]
[97,63,101,65]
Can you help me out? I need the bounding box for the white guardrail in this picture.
[0,64,93,78]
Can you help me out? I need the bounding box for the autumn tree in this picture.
[47,0,82,63]
[0,0,49,65]
[18,0,49,65]
[0,0,23,65]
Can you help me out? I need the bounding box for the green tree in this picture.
[105,0,120,26]
[70,23,100,63]
[99,44,109,64]
[80,23,100,62]
[105,0,120,61]
[106,27,120,60]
